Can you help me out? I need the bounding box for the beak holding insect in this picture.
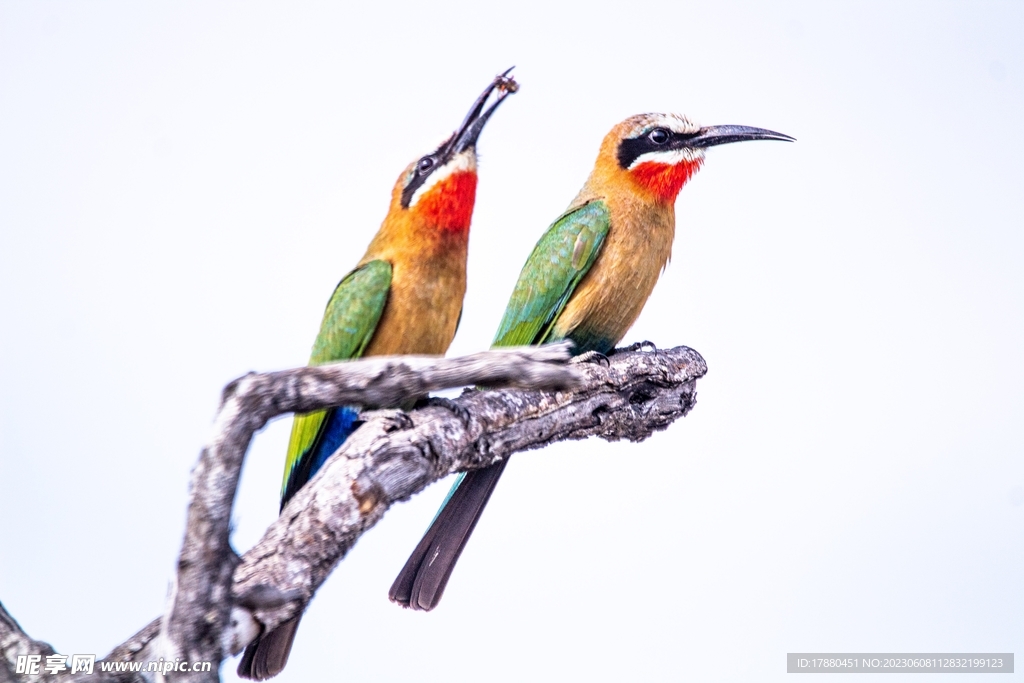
[400,68,519,219]
[449,67,518,155]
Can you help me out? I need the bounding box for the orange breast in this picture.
[361,248,467,357]
[552,195,676,347]
[360,211,470,358]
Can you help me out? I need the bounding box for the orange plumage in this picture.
[238,70,518,681]
[390,111,793,613]
[551,116,701,347]
[358,162,477,357]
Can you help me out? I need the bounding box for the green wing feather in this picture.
[492,200,610,348]
[281,260,392,496]
[395,201,611,608]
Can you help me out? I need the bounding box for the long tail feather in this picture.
[242,408,361,679]
[389,459,510,610]
[237,616,300,681]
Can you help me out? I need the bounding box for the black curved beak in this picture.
[447,67,519,156]
[687,124,795,148]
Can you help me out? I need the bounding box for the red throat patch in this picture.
[415,171,478,233]
[628,159,704,204]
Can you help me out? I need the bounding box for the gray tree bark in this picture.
[0,342,706,683]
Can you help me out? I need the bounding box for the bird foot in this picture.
[570,350,610,367]
[617,340,657,354]
[369,410,411,433]
[419,396,471,426]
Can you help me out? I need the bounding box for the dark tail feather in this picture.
[237,616,300,681]
[389,459,510,611]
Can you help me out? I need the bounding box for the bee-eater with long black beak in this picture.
[237,69,518,680]
[389,112,793,611]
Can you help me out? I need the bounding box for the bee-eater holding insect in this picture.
[238,69,518,680]
[389,112,793,611]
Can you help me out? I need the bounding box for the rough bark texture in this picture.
[0,602,55,683]
[0,342,706,683]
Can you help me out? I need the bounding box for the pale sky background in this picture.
[1,1,1022,681]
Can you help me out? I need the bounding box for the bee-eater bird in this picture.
[237,70,517,680]
[389,112,793,612]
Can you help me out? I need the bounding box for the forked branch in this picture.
[0,343,706,683]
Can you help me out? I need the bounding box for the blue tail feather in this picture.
[309,406,361,479]
[280,406,361,509]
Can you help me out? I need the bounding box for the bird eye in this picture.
[417,156,436,174]
[648,128,670,145]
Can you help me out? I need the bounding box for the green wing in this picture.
[407,201,610,597]
[492,200,610,348]
[281,260,392,497]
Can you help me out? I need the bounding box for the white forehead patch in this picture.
[628,146,704,170]
[629,112,701,137]
[409,151,477,208]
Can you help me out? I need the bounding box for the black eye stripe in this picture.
[401,144,448,208]
[617,129,699,169]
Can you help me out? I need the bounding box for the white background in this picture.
[1,2,1021,681]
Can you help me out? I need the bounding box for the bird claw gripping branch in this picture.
[419,396,472,427]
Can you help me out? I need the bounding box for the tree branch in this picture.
[162,343,583,682]
[231,343,705,647]
[1,342,706,682]
[0,602,56,683]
